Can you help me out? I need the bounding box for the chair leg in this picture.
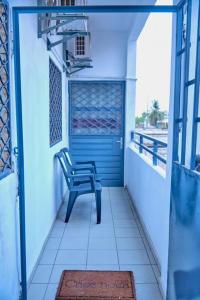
[95,190,101,224]
[65,192,77,223]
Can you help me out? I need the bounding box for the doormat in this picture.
[55,270,136,300]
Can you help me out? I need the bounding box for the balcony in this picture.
[1,1,200,300]
[28,187,162,300]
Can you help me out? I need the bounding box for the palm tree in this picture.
[149,100,164,127]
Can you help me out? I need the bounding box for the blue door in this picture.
[69,81,125,187]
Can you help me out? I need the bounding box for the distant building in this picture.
[157,118,168,129]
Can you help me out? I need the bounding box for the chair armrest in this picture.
[76,161,97,172]
[70,173,95,190]
[72,165,95,173]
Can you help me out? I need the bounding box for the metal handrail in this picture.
[131,131,167,165]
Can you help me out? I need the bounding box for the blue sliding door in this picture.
[69,81,125,187]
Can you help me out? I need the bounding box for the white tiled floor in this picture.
[28,187,163,300]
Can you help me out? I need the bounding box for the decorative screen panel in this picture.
[0,0,11,177]
[70,82,124,135]
[49,58,62,146]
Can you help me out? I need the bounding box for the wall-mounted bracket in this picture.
[57,30,90,36]
[37,1,92,76]
[47,37,68,50]
[38,14,88,38]
[71,64,93,69]
[67,65,93,76]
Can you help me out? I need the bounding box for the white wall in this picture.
[71,30,128,79]
[19,12,68,280]
[0,2,69,299]
[125,146,171,295]
[0,175,20,300]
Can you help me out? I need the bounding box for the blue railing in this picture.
[131,131,168,165]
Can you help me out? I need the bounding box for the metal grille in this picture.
[0,0,11,176]
[70,82,123,135]
[49,58,62,146]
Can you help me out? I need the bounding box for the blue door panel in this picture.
[69,81,125,187]
[97,168,121,174]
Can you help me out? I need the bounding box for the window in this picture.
[76,36,85,56]
[0,0,11,179]
[174,0,200,172]
[61,0,75,6]
[134,10,172,169]
[49,58,62,147]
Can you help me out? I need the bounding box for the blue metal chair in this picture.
[61,147,101,182]
[56,151,101,224]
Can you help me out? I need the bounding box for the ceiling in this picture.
[87,0,156,32]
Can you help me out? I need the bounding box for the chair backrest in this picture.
[56,151,72,189]
[61,147,74,168]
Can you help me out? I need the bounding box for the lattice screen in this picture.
[70,82,123,135]
[49,58,62,146]
[0,0,11,176]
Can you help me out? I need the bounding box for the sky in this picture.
[135,0,173,117]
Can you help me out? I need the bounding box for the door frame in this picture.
[12,4,178,299]
[68,80,126,186]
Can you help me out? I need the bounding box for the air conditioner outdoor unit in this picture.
[73,35,90,58]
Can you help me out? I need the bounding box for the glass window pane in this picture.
[196,123,200,172]
[177,53,186,163]
[189,0,199,81]
[185,85,195,167]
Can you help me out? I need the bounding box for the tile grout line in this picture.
[42,207,67,300]
[86,195,93,270]
[109,187,120,270]
[114,190,144,271]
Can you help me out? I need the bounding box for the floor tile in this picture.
[87,250,118,265]
[120,265,157,284]
[113,219,138,227]
[39,249,57,265]
[32,265,53,284]
[67,220,90,227]
[91,214,113,225]
[112,211,134,220]
[111,205,132,213]
[87,265,119,271]
[44,284,58,300]
[116,238,145,250]
[30,187,163,300]
[28,284,47,300]
[45,238,61,250]
[63,227,90,238]
[53,219,66,228]
[55,250,87,265]
[118,250,150,265]
[115,227,141,238]
[69,214,91,222]
[50,227,65,238]
[135,284,162,300]
[50,265,86,283]
[89,225,115,238]
[59,237,88,250]
[88,238,116,250]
